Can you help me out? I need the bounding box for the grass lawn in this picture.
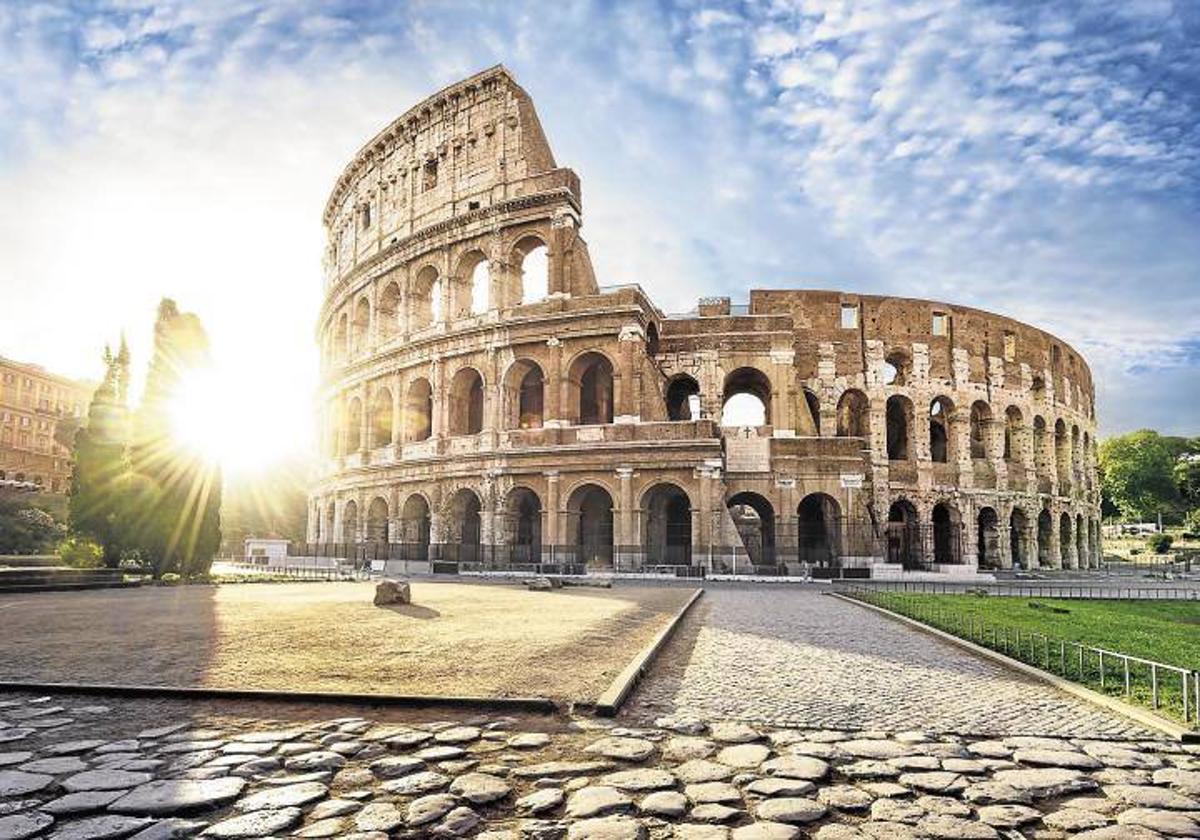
[865,592,1200,725]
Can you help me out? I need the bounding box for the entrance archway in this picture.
[400,494,431,561]
[977,507,1000,569]
[726,492,776,566]
[1010,507,1030,570]
[566,484,614,568]
[797,493,841,567]
[642,484,692,565]
[887,499,921,569]
[1037,509,1053,567]
[447,488,482,563]
[503,487,542,564]
[932,502,961,565]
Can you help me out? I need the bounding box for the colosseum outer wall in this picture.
[308,66,1102,575]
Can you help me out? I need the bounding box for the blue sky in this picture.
[1,0,1197,446]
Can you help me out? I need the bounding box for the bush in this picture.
[1147,533,1174,554]
[57,537,103,568]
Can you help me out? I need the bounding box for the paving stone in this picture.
[200,807,300,838]
[975,804,1041,827]
[1041,807,1110,831]
[40,790,125,815]
[672,824,728,840]
[0,770,53,797]
[840,741,912,760]
[961,781,1032,805]
[715,745,769,769]
[1083,743,1166,770]
[232,780,327,811]
[840,760,899,779]
[915,795,970,817]
[869,798,924,823]
[516,787,564,814]
[0,730,36,745]
[640,790,688,818]
[293,818,347,838]
[282,751,345,772]
[859,782,908,798]
[19,757,87,775]
[566,815,647,840]
[449,772,511,803]
[508,733,551,750]
[380,769,449,794]
[684,782,741,805]
[915,815,998,838]
[655,716,707,736]
[585,738,656,763]
[817,785,872,811]
[664,738,717,762]
[754,797,826,824]
[308,798,360,820]
[1012,748,1103,770]
[46,814,154,840]
[743,778,815,797]
[0,753,33,768]
[602,768,676,791]
[1103,783,1199,810]
[709,724,761,744]
[433,805,481,837]
[62,769,152,792]
[512,761,614,780]
[1153,767,1200,796]
[567,786,633,818]
[109,777,246,815]
[730,824,799,840]
[1116,807,1199,837]
[126,817,207,839]
[0,812,54,840]
[675,760,735,783]
[406,794,459,827]
[759,756,828,781]
[353,802,405,832]
[991,767,1097,798]
[435,727,481,744]
[688,804,740,823]
[1070,826,1167,839]
[896,771,966,794]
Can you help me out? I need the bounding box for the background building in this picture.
[308,67,1101,576]
[0,356,92,493]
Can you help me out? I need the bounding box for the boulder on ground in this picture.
[374,579,411,606]
[526,577,562,591]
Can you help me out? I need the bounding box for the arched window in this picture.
[400,494,431,559]
[404,378,433,442]
[514,236,549,305]
[448,368,485,436]
[378,281,402,341]
[342,500,359,544]
[345,397,362,452]
[726,492,776,567]
[886,395,913,460]
[886,499,920,569]
[932,502,961,564]
[567,484,614,567]
[569,352,614,425]
[371,387,393,448]
[502,360,544,430]
[334,313,348,359]
[801,388,821,435]
[1054,419,1069,483]
[470,258,489,315]
[721,368,771,427]
[447,489,482,562]
[411,265,441,329]
[503,488,542,563]
[1037,509,1053,567]
[835,389,869,439]
[1004,406,1023,461]
[666,375,701,421]
[977,507,1000,569]
[352,297,371,353]
[969,401,992,459]
[366,497,389,543]
[929,397,954,463]
[882,349,909,385]
[797,493,841,567]
[642,484,692,565]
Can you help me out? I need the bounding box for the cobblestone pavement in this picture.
[624,587,1155,738]
[1,692,1198,840]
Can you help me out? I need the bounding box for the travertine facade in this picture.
[309,66,1101,574]
[0,356,91,493]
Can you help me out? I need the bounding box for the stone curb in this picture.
[593,587,705,717]
[0,680,559,714]
[828,592,1197,742]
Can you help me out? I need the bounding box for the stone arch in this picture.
[932,501,962,565]
[800,388,821,435]
[366,496,389,543]
[566,483,614,567]
[797,492,841,567]
[502,359,545,430]
[399,493,432,554]
[323,504,335,543]
[882,348,910,385]
[1076,512,1087,569]
[403,378,433,442]
[502,486,542,562]
[410,264,441,328]
[1054,418,1069,484]
[377,280,402,341]
[836,389,869,439]
[1037,508,1053,567]
[887,498,921,569]
[1009,507,1030,569]
[886,395,914,461]
[721,367,772,427]
[345,397,363,452]
[977,506,1001,569]
[567,351,614,426]
[1004,405,1023,461]
[641,483,692,565]
[1059,511,1074,568]
[666,374,701,421]
[969,401,992,460]
[448,367,485,436]
[446,488,483,560]
[928,396,956,463]
[727,491,776,566]
[512,234,549,305]
[452,249,489,318]
[370,386,393,448]
[342,499,359,544]
[334,312,348,359]
[645,323,660,357]
[352,296,371,353]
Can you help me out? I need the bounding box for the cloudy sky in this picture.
[1,0,1197,464]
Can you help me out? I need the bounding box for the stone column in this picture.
[616,467,635,563]
[545,338,564,426]
[615,326,643,424]
[1047,512,1062,569]
[953,414,972,488]
[770,349,795,436]
[544,471,561,554]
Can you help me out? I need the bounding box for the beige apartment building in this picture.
[0,356,93,493]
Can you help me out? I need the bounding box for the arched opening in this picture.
[1004,406,1023,461]
[797,493,841,567]
[886,395,913,460]
[1010,508,1029,570]
[726,492,776,567]
[969,401,992,460]
[932,502,961,565]
[455,251,490,316]
[1054,419,1069,484]
[801,388,821,435]
[503,488,542,564]
[371,387,393,448]
[403,378,433,442]
[569,352,614,426]
[836,389,869,439]
[447,488,482,563]
[1071,425,1081,481]
[567,484,614,568]
[977,507,1000,569]
[1076,513,1086,569]
[378,281,402,341]
[399,494,431,560]
[345,397,362,452]
[411,265,441,328]
[882,349,909,385]
[645,323,660,357]
[334,313,348,359]
[503,360,545,429]
[515,236,549,305]
[352,297,370,354]
[366,497,389,543]
[342,500,359,544]
[928,397,954,463]
[642,484,692,566]
[1037,509,1053,567]
[666,375,701,421]
[721,367,771,427]
[323,505,335,543]
[887,499,921,569]
[448,368,485,436]
[1059,512,1074,568]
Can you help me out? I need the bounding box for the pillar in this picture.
[615,326,643,423]
[544,471,561,551]
[770,349,795,436]
[617,467,635,562]
[545,338,564,426]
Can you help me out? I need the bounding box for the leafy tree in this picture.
[0,497,62,554]
[1099,430,1187,522]
[128,299,222,577]
[68,340,132,567]
[1174,446,1200,509]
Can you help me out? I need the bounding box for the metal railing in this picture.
[842,586,1199,727]
[832,579,1200,600]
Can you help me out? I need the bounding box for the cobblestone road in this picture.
[624,586,1154,738]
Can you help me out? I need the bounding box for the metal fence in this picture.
[832,579,1200,600]
[841,586,1199,728]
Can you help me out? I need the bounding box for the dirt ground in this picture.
[0,580,694,703]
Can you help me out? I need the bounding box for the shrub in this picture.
[1147,533,1174,554]
[57,537,103,568]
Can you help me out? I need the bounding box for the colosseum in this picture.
[307,66,1102,577]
